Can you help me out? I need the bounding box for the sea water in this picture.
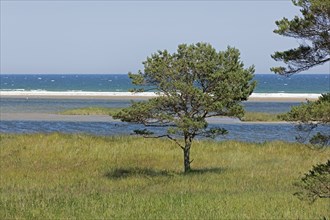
[1,74,329,93]
[1,73,329,142]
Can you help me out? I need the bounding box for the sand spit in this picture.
[0,91,320,102]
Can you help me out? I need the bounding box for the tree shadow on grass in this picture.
[105,167,227,179]
[105,167,173,179]
[185,167,228,175]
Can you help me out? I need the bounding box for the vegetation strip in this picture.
[241,112,282,122]
[59,107,283,122]
[59,107,123,116]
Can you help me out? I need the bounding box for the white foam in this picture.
[0,91,322,99]
[0,91,159,97]
[249,93,321,99]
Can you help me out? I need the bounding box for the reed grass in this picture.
[241,112,283,122]
[1,133,329,219]
[59,107,123,116]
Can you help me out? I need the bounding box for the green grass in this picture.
[241,112,283,122]
[1,133,329,219]
[59,107,123,116]
[59,107,283,122]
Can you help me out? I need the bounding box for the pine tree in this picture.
[114,42,256,172]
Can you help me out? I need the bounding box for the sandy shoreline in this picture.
[0,92,321,102]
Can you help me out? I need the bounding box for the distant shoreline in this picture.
[0,91,321,101]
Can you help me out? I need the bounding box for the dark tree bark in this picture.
[183,134,192,172]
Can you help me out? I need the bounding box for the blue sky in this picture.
[1,1,329,74]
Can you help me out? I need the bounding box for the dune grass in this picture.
[1,133,329,219]
[59,107,283,123]
[59,107,123,116]
[241,112,283,122]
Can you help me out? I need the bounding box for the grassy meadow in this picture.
[1,133,329,219]
[59,107,283,122]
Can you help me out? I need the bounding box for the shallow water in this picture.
[1,120,329,143]
[1,97,328,143]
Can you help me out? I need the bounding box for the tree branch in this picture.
[143,134,184,150]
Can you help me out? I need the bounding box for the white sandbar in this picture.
[0,91,321,101]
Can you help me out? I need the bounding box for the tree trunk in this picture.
[183,135,192,173]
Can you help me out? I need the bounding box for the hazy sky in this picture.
[1,1,329,74]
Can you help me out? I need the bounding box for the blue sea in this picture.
[1,74,329,143]
[1,74,329,93]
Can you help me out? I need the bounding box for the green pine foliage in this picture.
[279,93,330,146]
[294,160,330,202]
[271,0,330,75]
[114,42,256,172]
[280,93,330,123]
[280,94,330,201]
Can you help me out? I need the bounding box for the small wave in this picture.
[0,91,159,97]
[30,90,48,92]
[0,91,321,99]
[0,89,26,92]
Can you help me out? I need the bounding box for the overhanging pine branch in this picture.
[143,134,184,150]
[274,57,330,75]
